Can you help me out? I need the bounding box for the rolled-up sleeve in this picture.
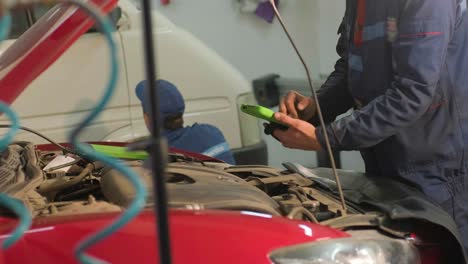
[316,0,456,151]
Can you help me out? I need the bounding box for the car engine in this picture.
[1,141,466,264]
[0,141,353,223]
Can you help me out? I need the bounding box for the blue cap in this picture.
[135,79,185,120]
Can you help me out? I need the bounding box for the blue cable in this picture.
[65,1,147,263]
[0,14,33,250]
[0,13,10,41]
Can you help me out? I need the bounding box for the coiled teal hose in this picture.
[0,14,33,250]
[0,102,32,250]
[63,1,147,263]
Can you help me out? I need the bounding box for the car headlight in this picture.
[269,238,420,264]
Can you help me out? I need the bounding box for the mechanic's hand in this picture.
[272,112,323,151]
[279,91,316,120]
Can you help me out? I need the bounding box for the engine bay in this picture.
[0,141,358,224]
[1,141,465,264]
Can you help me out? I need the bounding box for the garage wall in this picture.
[151,0,364,171]
[152,0,322,80]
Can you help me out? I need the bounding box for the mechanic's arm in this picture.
[280,21,354,123]
[309,21,354,125]
[316,0,456,150]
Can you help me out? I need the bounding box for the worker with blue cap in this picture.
[270,0,468,255]
[135,79,236,164]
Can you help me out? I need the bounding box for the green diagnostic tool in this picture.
[91,144,149,160]
[241,104,286,126]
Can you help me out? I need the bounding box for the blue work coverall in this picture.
[165,123,236,164]
[314,0,468,253]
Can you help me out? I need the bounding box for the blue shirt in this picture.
[314,0,468,204]
[313,2,468,256]
[165,123,236,164]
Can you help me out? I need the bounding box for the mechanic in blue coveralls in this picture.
[136,79,236,164]
[271,0,468,254]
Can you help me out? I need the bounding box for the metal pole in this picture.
[140,0,172,263]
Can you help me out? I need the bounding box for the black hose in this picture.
[287,207,319,223]
[0,124,77,154]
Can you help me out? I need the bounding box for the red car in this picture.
[0,0,465,263]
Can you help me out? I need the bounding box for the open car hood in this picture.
[0,0,117,105]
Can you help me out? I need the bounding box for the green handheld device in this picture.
[240,104,286,126]
[91,144,149,160]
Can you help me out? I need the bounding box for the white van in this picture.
[0,0,266,164]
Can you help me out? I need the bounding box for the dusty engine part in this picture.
[0,145,24,190]
[37,195,121,217]
[273,194,303,212]
[37,164,94,195]
[23,190,47,217]
[100,161,282,216]
[99,160,346,221]
[224,165,344,221]
[0,142,43,198]
[0,142,121,219]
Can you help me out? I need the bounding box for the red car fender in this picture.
[1,210,348,264]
